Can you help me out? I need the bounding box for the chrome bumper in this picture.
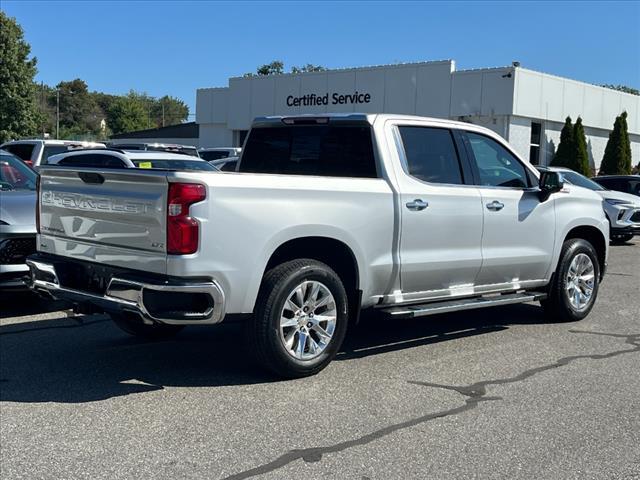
[26,259,226,325]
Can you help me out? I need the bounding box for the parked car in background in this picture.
[106,142,200,157]
[0,151,37,288]
[0,139,106,168]
[30,114,609,378]
[209,156,238,172]
[47,149,217,172]
[198,147,241,161]
[538,166,640,243]
[592,175,640,197]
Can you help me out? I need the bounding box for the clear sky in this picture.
[2,0,639,117]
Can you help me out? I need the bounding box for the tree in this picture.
[106,91,148,135]
[291,64,327,74]
[56,79,103,137]
[0,12,40,142]
[151,95,188,127]
[257,61,284,76]
[601,84,639,96]
[572,117,590,176]
[600,112,632,175]
[550,117,574,168]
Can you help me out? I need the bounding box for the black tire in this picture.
[110,312,184,339]
[247,259,349,378]
[542,238,600,322]
[611,233,634,244]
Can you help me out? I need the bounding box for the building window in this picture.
[529,121,542,165]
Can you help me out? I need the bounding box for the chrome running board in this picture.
[381,292,547,319]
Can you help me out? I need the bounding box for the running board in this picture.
[381,292,547,319]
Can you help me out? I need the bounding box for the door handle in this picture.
[406,199,429,211]
[486,200,505,211]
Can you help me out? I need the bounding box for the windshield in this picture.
[132,159,216,171]
[146,146,200,157]
[0,152,37,191]
[561,171,605,191]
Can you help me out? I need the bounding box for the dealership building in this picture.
[196,60,639,170]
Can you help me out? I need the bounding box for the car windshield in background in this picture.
[146,146,199,157]
[200,151,230,161]
[132,159,216,171]
[0,152,37,191]
[562,171,605,191]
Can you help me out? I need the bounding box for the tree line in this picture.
[550,112,635,175]
[0,12,188,143]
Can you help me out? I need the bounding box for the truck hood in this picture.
[0,190,36,227]
[597,189,640,206]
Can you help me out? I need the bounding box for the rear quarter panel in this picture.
[166,171,395,313]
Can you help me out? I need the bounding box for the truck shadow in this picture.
[0,290,70,319]
[0,303,550,404]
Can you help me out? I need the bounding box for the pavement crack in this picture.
[221,330,639,480]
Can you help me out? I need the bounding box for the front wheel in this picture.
[247,259,349,378]
[542,238,600,322]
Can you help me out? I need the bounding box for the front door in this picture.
[462,131,556,287]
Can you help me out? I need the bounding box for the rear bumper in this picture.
[26,255,226,325]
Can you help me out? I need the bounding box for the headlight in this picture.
[605,198,632,206]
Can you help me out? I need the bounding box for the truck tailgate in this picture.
[38,168,169,274]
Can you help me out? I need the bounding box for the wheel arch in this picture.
[564,225,608,279]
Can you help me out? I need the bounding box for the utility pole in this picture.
[56,88,60,139]
[41,81,45,138]
[162,102,165,127]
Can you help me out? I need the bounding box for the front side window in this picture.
[466,132,530,188]
[0,152,37,191]
[398,126,464,185]
[200,151,229,161]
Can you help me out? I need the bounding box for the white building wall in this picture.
[199,123,233,148]
[507,116,532,161]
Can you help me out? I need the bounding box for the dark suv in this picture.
[592,175,640,197]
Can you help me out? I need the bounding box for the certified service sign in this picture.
[286,92,371,107]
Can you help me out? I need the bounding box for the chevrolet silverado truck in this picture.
[27,114,609,378]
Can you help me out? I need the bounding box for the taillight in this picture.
[35,174,41,234]
[167,183,206,254]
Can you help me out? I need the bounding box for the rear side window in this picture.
[41,145,72,164]
[57,154,126,168]
[3,144,35,162]
[240,125,377,178]
[398,127,464,185]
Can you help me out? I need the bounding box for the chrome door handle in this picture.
[406,199,429,211]
[486,200,505,211]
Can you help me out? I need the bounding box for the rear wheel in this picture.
[542,238,600,322]
[247,259,349,378]
[110,312,184,339]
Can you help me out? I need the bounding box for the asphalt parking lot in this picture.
[1,242,639,480]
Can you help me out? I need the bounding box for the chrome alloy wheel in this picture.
[565,253,595,311]
[279,280,337,360]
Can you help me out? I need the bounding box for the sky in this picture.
[2,1,640,117]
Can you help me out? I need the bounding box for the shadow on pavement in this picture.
[0,290,70,319]
[0,303,549,404]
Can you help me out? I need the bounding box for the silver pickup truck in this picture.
[28,114,609,378]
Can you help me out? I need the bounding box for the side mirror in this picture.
[538,171,564,201]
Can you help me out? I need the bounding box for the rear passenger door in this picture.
[394,124,484,298]
[461,131,555,287]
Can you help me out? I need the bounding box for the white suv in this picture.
[0,139,106,168]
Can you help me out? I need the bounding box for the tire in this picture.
[247,259,349,378]
[542,238,600,322]
[110,312,184,339]
[611,233,634,244]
